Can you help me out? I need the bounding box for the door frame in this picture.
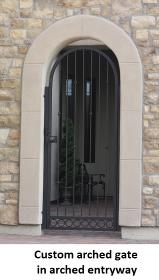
[19,15,143,233]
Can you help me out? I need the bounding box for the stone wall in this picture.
[0,0,159,226]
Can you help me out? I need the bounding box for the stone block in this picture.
[9,68,22,79]
[143,196,158,208]
[136,29,149,41]
[10,30,26,39]
[20,0,33,9]
[0,183,18,192]
[143,187,153,194]
[142,215,156,226]
[0,0,18,16]
[131,16,155,28]
[0,175,12,182]
[144,157,159,173]
[0,14,10,26]
[0,148,19,161]
[0,27,8,38]
[0,102,20,115]
[112,0,142,16]
[150,30,159,39]
[0,46,17,58]
[0,129,9,146]
[0,162,19,175]
[0,116,20,128]
[152,56,159,64]
[0,205,18,225]
[0,80,20,89]
[0,90,15,101]
[148,73,159,80]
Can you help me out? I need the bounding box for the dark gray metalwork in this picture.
[43,46,120,231]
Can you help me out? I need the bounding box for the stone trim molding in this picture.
[19,15,143,227]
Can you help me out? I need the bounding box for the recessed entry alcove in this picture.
[19,15,143,236]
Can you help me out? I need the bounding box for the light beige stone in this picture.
[20,0,33,9]
[148,73,159,80]
[151,105,159,112]
[152,56,159,64]
[0,80,20,89]
[0,183,18,192]
[0,148,19,161]
[0,102,20,115]
[0,129,9,146]
[56,0,83,7]
[6,200,18,205]
[0,116,20,128]
[25,19,42,28]
[0,162,19,175]
[9,68,22,79]
[143,187,153,195]
[143,196,158,208]
[148,176,159,186]
[0,0,18,15]
[136,30,148,41]
[0,205,18,225]
[0,46,17,58]
[112,0,142,16]
[0,14,9,26]
[142,216,156,226]
[0,90,15,101]
[150,30,159,39]
[0,175,11,182]
[131,16,155,28]
[144,157,159,173]
[147,7,159,15]
[153,40,159,47]
[0,27,8,38]
[10,30,26,39]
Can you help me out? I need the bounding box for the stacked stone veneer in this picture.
[0,0,159,227]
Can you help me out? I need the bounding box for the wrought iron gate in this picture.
[43,46,120,231]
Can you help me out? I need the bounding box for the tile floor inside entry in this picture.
[0,231,159,244]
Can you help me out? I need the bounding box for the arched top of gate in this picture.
[49,46,119,88]
[25,15,141,68]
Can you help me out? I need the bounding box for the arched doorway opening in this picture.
[43,45,120,231]
[19,15,142,237]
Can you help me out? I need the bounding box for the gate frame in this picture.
[43,46,120,230]
[19,15,143,235]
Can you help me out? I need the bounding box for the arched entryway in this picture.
[43,46,120,231]
[19,15,143,235]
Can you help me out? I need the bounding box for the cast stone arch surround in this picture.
[19,15,143,231]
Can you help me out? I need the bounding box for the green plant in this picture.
[59,119,81,202]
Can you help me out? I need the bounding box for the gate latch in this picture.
[49,136,57,143]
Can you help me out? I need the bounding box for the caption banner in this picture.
[0,244,158,279]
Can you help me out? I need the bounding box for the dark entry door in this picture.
[43,46,120,231]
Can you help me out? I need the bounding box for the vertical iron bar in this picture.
[57,63,62,217]
[88,51,93,216]
[97,54,101,217]
[112,73,119,230]
[81,50,85,216]
[73,52,77,216]
[105,61,109,218]
[64,55,69,215]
